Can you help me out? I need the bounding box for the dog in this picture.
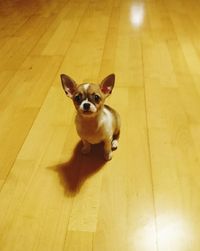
[60,73,120,161]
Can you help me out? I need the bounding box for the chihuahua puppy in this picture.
[60,73,120,161]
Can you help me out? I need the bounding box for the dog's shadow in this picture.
[50,141,106,196]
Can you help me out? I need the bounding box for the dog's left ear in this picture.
[60,74,77,98]
[100,74,115,96]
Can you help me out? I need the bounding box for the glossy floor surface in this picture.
[0,0,200,250]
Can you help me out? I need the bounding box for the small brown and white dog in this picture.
[60,73,120,161]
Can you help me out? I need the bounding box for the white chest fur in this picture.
[75,107,113,144]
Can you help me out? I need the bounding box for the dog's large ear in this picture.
[100,74,115,96]
[60,74,77,98]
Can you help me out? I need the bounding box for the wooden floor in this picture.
[1,0,200,250]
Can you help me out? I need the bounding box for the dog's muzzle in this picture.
[83,103,90,111]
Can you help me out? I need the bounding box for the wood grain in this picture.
[0,0,200,250]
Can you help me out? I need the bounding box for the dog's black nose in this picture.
[83,103,90,111]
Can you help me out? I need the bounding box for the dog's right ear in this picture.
[60,74,77,98]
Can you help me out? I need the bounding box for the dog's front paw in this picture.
[112,140,118,150]
[104,151,112,161]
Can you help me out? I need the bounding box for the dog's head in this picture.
[60,74,115,117]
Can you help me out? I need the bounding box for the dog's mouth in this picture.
[78,109,97,117]
[82,110,94,116]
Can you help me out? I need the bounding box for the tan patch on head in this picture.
[87,84,106,100]
[77,83,106,98]
[77,84,106,101]
[86,84,106,109]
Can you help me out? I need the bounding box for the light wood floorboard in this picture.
[1,0,200,250]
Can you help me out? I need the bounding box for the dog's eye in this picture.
[94,94,101,103]
[74,94,82,104]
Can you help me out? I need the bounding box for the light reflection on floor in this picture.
[132,214,192,250]
[130,3,144,28]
